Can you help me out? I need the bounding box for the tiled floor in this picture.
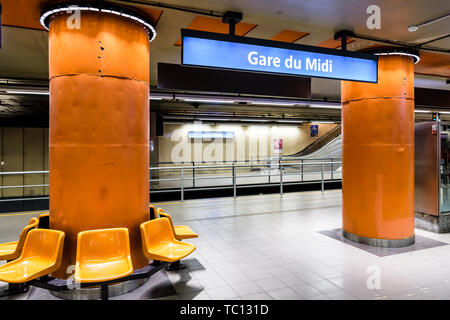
[3,190,450,300]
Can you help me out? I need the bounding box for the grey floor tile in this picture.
[197,276,229,289]
[206,286,238,300]
[267,287,302,300]
[294,270,324,283]
[291,283,323,299]
[307,294,330,300]
[239,293,274,300]
[326,290,359,300]
[255,278,286,292]
[179,291,211,300]
[221,272,252,285]
[232,282,264,296]
[277,274,306,287]
[243,269,272,281]
[172,278,204,294]
[308,279,341,294]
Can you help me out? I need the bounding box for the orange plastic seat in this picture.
[156,208,198,240]
[75,228,134,283]
[0,229,65,283]
[0,217,39,261]
[140,218,196,263]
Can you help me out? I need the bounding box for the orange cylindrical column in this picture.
[48,12,150,278]
[341,54,415,247]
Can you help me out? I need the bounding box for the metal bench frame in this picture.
[28,261,169,300]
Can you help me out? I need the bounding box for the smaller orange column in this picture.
[341,50,417,247]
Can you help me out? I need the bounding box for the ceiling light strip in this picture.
[40,3,157,42]
[5,90,50,95]
[373,52,420,64]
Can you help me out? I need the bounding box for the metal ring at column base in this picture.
[50,278,148,300]
[342,230,415,248]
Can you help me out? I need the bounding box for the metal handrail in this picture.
[0,159,342,202]
[151,157,341,166]
[0,171,48,175]
[149,161,341,171]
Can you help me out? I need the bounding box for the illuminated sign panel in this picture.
[188,131,235,139]
[182,30,378,83]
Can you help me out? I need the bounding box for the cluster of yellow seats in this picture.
[0,208,198,288]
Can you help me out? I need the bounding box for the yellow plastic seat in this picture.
[0,229,65,283]
[140,218,196,263]
[0,217,39,261]
[75,228,134,283]
[156,208,198,240]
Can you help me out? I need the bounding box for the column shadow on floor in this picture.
[319,228,448,257]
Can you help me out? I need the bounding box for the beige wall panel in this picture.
[158,123,338,163]
[44,128,49,195]
[0,129,2,198]
[24,128,44,196]
[2,128,24,197]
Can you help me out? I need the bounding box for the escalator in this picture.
[287,124,342,158]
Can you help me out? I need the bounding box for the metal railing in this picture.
[0,159,342,202]
[149,159,342,201]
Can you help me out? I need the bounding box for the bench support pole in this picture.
[0,283,29,297]
[166,260,187,271]
[101,284,109,301]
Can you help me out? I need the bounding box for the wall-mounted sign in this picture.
[273,139,283,154]
[182,30,378,83]
[188,131,235,139]
[310,125,319,138]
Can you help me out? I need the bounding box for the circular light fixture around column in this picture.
[371,47,420,64]
[40,1,157,42]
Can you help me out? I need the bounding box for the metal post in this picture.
[101,284,109,301]
[149,168,151,193]
[321,162,324,192]
[331,158,334,180]
[280,162,283,195]
[192,161,195,188]
[301,159,304,181]
[341,35,347,51]
[233,163,237,198]
[181,167,184,201]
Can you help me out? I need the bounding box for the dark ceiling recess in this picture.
[117,0,222,17]
[334,30,449,54]
[0,114,49,128]
[415,87,450,108]
[156,114,164,136]
[157,63,311,99]
[0,3,2,49]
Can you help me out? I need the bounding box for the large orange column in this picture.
[341,53,415,247]
[48,11,150,278]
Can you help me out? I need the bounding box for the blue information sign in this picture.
[182,30,378,83]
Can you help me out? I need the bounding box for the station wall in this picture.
[0,127,49,198]
[0,123,336,198]
[158,122,337,164]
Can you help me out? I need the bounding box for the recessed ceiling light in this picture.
[408,26,418,32]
